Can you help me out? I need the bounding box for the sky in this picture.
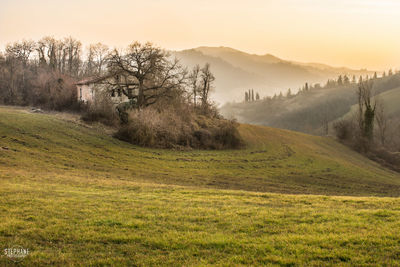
[0,0,399,70]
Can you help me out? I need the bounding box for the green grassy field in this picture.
[1,107,400,265]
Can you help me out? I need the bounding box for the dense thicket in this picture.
[0,37,92,109]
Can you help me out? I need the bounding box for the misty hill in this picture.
[173,46,373,104]
[221,73,400,135]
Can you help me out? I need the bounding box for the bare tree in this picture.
[107,42,187,108]
[86,43,109,76]
[55,40,66,73]
[357,81,376,143]
[64,37,82,76]
[5,40,35,65]
[375,97,388,146]
[36,36,58,70]
[199,63,215,110]
[3,40,37,104]
[92,43,109,75]
[189,64,200,106]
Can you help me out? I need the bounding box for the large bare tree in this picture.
[107,42,187,108]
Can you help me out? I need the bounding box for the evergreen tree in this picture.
[343,75,350,85]
[337,75,343,86]
[245,91,248,102]
[352,75,356,83]
[373,72,377,79]
[286,88,292,98]
[256,92,260,100]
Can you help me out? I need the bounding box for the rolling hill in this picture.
[0,106,399,196]
[173,47,374,104]
[221,73,400,135]
[1,107,400,265]
[377,86,400,116]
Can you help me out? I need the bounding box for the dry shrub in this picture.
[115,106,243,149]
[81,91,119,126]
[32,71,77,110]
[367,148,400,172]
[333,116,371,152]
[334,115,400,173]
[333,119,354,141]
[192,115,243,149]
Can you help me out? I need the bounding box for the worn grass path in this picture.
[0,107,400,265]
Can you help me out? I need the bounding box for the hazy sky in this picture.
[1,0,399,70]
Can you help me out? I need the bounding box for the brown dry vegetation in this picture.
[115,105,243,150]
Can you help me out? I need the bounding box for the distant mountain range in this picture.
[173,46,374,104]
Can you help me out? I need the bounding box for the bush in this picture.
[333,117,371,152]
[334,116,400,173]
[368,148,400,172]
[115,106,244,149]
[333,119,353,141]
[81,91,119,126]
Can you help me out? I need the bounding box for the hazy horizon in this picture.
[1,0,400,71]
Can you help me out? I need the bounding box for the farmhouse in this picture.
[76,75,130,104]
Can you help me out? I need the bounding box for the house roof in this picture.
[75,75,111,86]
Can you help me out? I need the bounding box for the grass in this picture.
[375,86,400,115]
[1,106,400,265]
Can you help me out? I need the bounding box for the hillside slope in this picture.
[0,107,399,197]
[221,73,400,134]
[1,107,400,265]
[342,86,400,121]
